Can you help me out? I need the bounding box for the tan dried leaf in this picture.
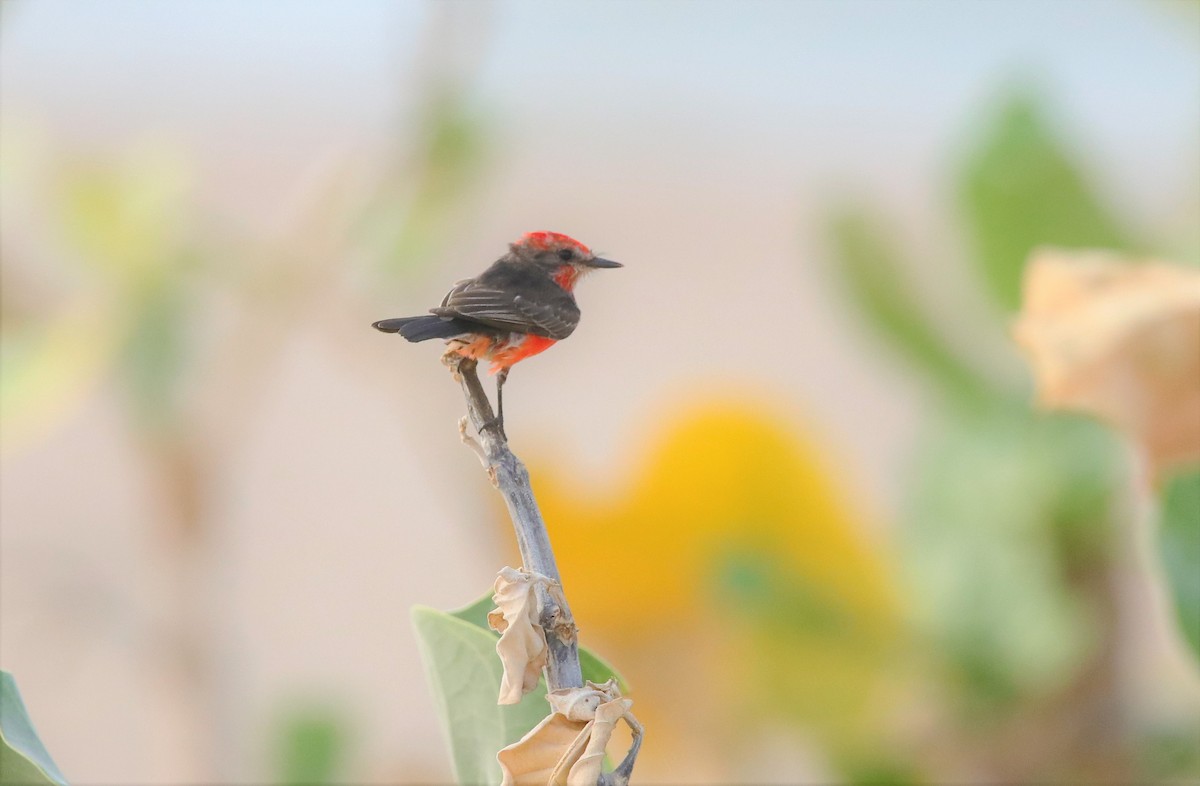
[565,696,633,786]
[497,711,590,786]
[1013,249,1200,477]
[545,682,608,722]
[498,681,636,786]
[489,566,553,704]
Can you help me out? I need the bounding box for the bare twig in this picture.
[447,355,584,691]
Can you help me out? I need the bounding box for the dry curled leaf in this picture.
[498,710,590,786]
[546,682,607,722]
[498,681,636,786]
[1013,249,1200,478]
[564,692,632,786]
[489,566,554,704]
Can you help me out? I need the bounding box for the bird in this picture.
[372,231,621,432]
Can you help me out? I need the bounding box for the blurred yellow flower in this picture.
[531,399,896,635]
[523,397,903,771]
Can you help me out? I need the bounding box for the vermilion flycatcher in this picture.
[372,231,621,429]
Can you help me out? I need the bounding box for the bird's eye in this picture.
[557,248,574,261]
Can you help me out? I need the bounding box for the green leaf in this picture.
[1158,467,1200,662]
[1,672,67,786]
[412,606,547,786]
[413,596,628,786]
[958,89,1130,312]
[828,207,989,400]
[447,593,494,631]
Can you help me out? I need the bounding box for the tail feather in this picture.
[372,315,469,342]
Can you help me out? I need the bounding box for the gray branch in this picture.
[449,355,643,784]
[449,355,583,691]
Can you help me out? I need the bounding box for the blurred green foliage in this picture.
[958,89,1132,311]
[829,210,989,402]
[906,407,1122,706]
[1159,466,1200,661]
[117,275,194,433]
[1138,726,1200,783]
[361,91,490,281]
[0,149,203,446]
[2,61,490,448]
[0,151,205,439]
[830,87,1132,710]
[825,84,1191,780]
[274,704,348,786]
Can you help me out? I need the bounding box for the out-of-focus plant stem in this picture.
[133,428,238,780]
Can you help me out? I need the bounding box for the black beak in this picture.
[586,257,622,268]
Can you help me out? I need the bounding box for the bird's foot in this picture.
[479,414,506,440]
[442,350,474,380]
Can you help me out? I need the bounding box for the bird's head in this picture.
[510,231,621,290]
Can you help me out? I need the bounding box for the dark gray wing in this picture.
[511,294,579,339]
[431,278,580,340]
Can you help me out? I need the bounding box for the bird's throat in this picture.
[552,264,580,291]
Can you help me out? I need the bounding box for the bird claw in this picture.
[442,350,467,380]
[480,414,506,440]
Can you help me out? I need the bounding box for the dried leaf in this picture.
[545,684,607,723]
[497,711,589,786]
[1013,249,1200,477]
[490,567,553,705]
[565,696,631,786]
[498,682,637,786]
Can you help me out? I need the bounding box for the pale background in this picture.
[2,1,1198,783]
